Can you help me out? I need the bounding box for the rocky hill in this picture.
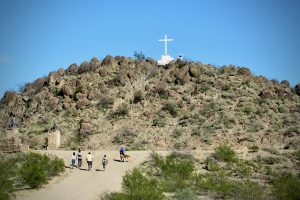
[0,55,299,151]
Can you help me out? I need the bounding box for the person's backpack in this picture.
[120,147,125,154]
[102,158,108,165]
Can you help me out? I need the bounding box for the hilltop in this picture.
[0,55,299,151]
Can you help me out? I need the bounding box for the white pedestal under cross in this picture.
[158,34,174,65]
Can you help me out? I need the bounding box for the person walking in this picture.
[78,148,82,168]
[119,146,125,162]
[86,152,93,171]
[102,155,108,171]
[71,152,76,169]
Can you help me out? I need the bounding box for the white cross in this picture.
[159,34,174,55]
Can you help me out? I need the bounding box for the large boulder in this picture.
[0,91,17,107]
[25,77,48,92]
[76,99,90,110]
[237,67,251,76]
[295,84,300,95]
[90,57,101,69]
[280,80,290,87]
[101,55,118,68]
[78,61,92,74]
[66,63,78,75]
[79,118,93,135]
[189,63,200,77]
[61,85,74,97]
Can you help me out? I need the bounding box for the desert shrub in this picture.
[121,168,165,200]
[150,152,194,181]
[172,128,183,138]
[191,127,201,137]
[232,180,265,200]
[243,106,253,115]
[133,90,143,103]
[293,149,300,161]
[272,173,300,200]
[195,171,235,198]
[200,101,221,117]
[249,145,259,153]
[255,155,282,165]
[111,103,129,119]
[196,171,264,199]
[284,126,300,137]
[152,116,166,127]
[162,102,178,117]
[214,145,237,163]
[133,51,146,61]
[173,188,197,200]
[278,105,288,113]
[98,96,114,110]
[20,152,64,188]
[206,159,220,171]
[0,156,19,200]
[247,122,264,133]
[157,153,194,191]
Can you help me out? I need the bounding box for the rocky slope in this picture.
[0,55,299,151]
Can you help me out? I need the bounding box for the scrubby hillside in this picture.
[0,55,299,151]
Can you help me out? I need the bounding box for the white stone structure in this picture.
[47,130,61,150]
[158,34,174,65]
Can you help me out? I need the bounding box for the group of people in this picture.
[70,146,126,171]
[71,149,109,171]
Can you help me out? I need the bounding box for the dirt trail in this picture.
[16,150,160,200]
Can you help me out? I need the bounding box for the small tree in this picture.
[133,51,145,61]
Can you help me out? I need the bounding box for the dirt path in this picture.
[16,150,161,200]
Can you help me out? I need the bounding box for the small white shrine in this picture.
[158,34,174,65]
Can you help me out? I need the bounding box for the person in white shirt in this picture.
[71,152,76,169]
[86,152,93,171]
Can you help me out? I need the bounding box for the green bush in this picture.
[133,91,143,103]
[152,116,166,127]
[118,168,165,200]
[195,171,235,198]
[214,145,237,163]
[162,103,178,117]
[173,188,197,200]
[20,153,65,188]
[0,158,17,200]
[111,103,129,119]
[150,152,194,182]
[249,145,259,153]
[272,173,300,200]
[206,159,220,171]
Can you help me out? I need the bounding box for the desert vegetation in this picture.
[101,145,300,200]
[0,152,65,200]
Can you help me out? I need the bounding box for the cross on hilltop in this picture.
[158,34,174,65]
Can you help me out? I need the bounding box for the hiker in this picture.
[86,152,93,171]
[120,146,125,162]
[71,152,76,169]
[102,155,108,171]
[78,148,82,168]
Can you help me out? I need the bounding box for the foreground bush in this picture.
[214,144,237,163]
[20,152,65,188]
[103,168,165,200]
[272,173,300,200]
[150,152,194,191]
